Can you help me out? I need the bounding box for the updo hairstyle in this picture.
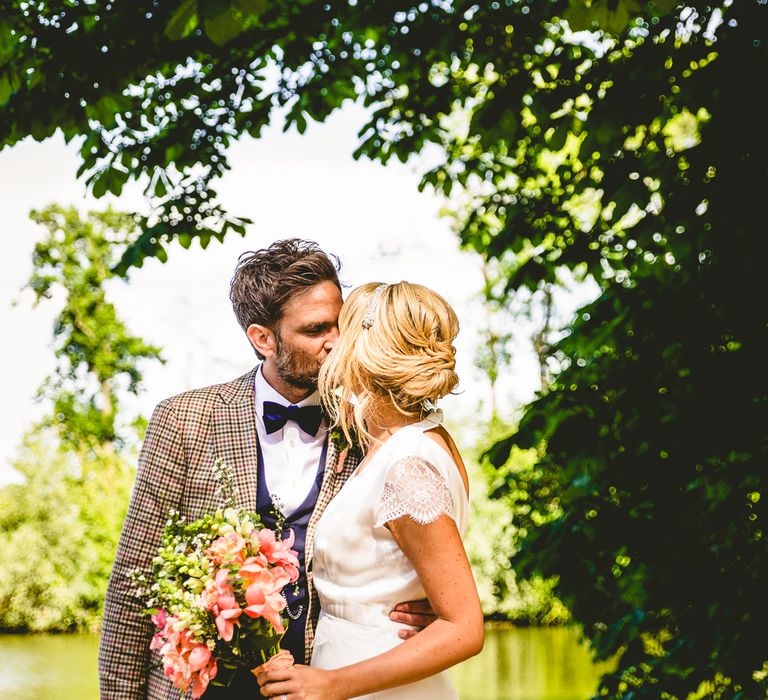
[319,281,459,449]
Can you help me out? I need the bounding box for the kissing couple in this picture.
[99,239,484,699]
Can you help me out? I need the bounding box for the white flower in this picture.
[171,618,189,633]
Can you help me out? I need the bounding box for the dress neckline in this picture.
[353,409,444,477]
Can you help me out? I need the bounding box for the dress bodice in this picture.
[312,410,469,631]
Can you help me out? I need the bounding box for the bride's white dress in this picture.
[310,411,469,699]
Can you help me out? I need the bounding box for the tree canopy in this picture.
[2,0,683,273]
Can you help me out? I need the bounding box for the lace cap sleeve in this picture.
[375,455,456,528]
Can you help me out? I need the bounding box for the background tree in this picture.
[473,257,514,418]
[461,422,572,626]
[0,206,163,632]
[26,206,163,452]
[460,249,571,625]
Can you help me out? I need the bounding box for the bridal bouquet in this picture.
[131,460,297,698]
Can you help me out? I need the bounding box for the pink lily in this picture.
[214,593,243,642]
[243,569,291,634]
[239,553,269,576]
[256,529,300,582]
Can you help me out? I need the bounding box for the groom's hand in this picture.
[389,599,436,639]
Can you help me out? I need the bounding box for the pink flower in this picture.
[191,658,218,699]
[151,609,168,629]
[205,569,243,642]
[205,532,247,565]
[243,568,291,634]
[256,529,300,582]
[188,644,212,671]
[239,553,269,576]
[189,644,218,698]
[150,609,169,650]
[204,571,224,611]
[154,617,218,698]
[214,594,242,642]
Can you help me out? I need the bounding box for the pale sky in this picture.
[0,101,590,485]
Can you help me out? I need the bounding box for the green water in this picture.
[451,626,611,700]
[0,626,609,699]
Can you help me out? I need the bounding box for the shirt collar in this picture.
[254,364,320,409]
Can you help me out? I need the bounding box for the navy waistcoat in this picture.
[255,436,328,665]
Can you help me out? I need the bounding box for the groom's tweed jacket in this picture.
[98,368,359,700]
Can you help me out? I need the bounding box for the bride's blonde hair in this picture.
[319,281,459,450]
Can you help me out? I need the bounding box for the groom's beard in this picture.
[274,334,322,391]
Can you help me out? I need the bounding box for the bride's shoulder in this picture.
[419,423,469,495]
[382,411,459,469]
[423,424,455,454]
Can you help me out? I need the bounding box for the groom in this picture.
[99,239,431,699]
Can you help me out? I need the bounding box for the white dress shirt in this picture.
[254,365,327,516]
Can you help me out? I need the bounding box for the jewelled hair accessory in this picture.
[362,283,388,329]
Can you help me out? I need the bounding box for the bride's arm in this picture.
[257,513,484,700]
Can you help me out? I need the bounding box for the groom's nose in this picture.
[323,326,339,351]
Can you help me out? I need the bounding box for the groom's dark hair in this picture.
[230,239,342,358]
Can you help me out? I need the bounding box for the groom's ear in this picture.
[246,324,276,358]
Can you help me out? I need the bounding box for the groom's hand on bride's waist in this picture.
[389,599,436,639]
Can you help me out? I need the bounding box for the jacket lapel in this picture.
[211,368,260,512]
[305,434,360,569]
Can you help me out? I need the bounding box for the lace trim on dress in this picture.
[375,455,456,528]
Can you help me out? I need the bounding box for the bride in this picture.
[256,281,483,699]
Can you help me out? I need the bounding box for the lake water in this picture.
[0,626,610,699]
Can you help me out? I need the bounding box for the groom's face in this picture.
[272,280,343,390]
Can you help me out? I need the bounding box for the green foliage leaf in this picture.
[200,0,230,20]
[177,232,193,248]
[0,71,15,106]
[164,0,199,41]
[0,72,11,106]
[472,99,520,146]
[564,0,644,34]
[203,5,244,46]
[652,0,679,11]
[0,21,16,63]
[90,172,108,199]
[233,0,267,16]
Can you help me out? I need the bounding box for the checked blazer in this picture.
[98,368,360,700]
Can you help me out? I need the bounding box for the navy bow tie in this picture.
[262,401,323,437]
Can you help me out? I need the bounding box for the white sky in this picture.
[0,101,592,485]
